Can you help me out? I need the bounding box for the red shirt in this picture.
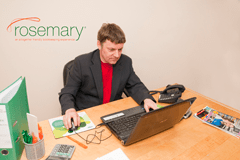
[101,61,113,104]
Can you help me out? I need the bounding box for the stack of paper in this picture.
[96,148,129,160]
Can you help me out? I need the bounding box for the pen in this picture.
[38,124,43,140]
[22,130,33,144]
[197,109,204,115]
[32,132,38,144]
[28,135,32,144]
[22,130,27,143]
[66,136,88,149]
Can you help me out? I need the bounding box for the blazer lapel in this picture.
[90,50,103,103]
[110,60,123,101]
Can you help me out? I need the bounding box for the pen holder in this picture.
[23,136,45,160]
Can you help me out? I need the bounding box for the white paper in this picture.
[27,113,39,140]
[96,148,129,160]
[0,105,12,148]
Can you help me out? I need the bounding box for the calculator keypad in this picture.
[50,144,75,159]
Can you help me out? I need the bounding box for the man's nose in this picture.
[114,50,121,58]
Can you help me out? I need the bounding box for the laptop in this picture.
[101,97,196,146]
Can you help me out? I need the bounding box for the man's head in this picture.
[97,23,126,64]
[97,23,126,45]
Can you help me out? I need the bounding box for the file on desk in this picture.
[0,77,30,160]
[96,148,129,160]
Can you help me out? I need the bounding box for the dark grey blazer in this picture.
[59,49,155,114]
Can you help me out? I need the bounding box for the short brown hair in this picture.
[97,23,126,44]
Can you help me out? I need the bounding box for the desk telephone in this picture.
[150,84,185,103]
[149,84,191,119]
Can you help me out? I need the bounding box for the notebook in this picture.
[101,97,196,146]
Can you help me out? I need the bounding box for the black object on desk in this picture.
[69,118,78,132]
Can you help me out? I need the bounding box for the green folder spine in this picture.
[0,77,30,160]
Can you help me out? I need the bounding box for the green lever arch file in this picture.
[0,77,30,160]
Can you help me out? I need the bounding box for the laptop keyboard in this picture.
[108,113,143,137]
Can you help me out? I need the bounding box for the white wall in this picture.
[1,0,240,121]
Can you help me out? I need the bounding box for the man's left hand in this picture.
[144,98,158,112]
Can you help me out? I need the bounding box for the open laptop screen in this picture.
[124,97,196,145]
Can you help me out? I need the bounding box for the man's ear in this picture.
[97,40,101,50]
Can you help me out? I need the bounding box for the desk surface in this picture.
[21,88,240,160]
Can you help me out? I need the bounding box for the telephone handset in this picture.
[148,84,185,104]
[149,84,191,119]
[158,84,185,103]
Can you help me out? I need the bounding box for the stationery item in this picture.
[46,144,75,160]
[194,106,240,138]
[157,104,164,109]
[23,136,45,160]
[96,148,129,160]
[22,130,34,144]
[32,133,38,144]
[0,77,30,160]
[22,130,29,144]
[38,124,43,140]
[66,136,88,149]
[101,97,196,146]
[27,113,39,141]
[48,111,95,138]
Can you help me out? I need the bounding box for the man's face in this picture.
[97,40,124,65]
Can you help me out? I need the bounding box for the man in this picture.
[59,23,158,129]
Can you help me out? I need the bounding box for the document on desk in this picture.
[96,148,129,160]
[48,111,95,138]
[194,106,240,138]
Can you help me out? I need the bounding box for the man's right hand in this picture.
[63,108,80,129]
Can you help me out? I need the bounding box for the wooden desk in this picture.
[21,88,240,160]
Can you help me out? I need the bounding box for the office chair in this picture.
[63,60,74,86]
[63,60,129,97]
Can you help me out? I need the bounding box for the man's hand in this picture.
[63,108,80,129]
[144,98,158,112]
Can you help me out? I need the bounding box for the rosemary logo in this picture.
[7,17,86,41]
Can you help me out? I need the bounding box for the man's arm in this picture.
[59,58,82,127]
[124,57,157,111]
[59,58,82,115]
